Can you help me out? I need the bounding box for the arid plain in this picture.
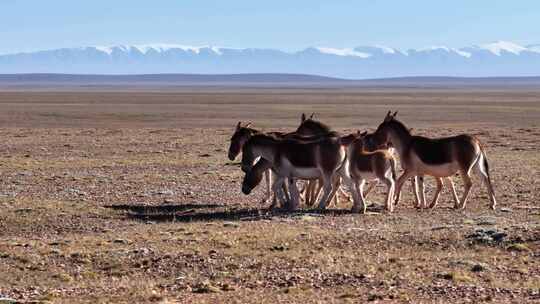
[0,86,538,303]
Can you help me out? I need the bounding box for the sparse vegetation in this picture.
[0,88,539,303]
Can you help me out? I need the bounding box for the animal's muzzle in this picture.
[242,184,252,195]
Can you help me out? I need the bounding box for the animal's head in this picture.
[240,140,257,173]
[373,111,399,145]
[241,160,267,194]
[339,130,366,146]
[300,112,315,123]
[362,132,390,151]
[296,113,332,136]
[228,121,253,161]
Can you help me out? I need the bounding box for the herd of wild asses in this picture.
[228,111,497,214]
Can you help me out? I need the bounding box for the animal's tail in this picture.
[479,145,494,191]
[389,155,397,181]
[476,139,497,208]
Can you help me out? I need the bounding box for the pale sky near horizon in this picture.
[1,0,539,54]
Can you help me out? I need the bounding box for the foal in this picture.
[373,111,497,210]
[344,131,397,213]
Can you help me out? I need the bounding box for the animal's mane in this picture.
[248,133,281,146]
[239,126,261,135]
[383,119,412,137]
[296,119,333,133]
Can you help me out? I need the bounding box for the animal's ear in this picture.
[384,111,392,122]
[301,113,306,122]
[236,121,242,130]
[244,122,252,128]
[392,111,398,118]
[409,127,413,133]
[310,113,315,119]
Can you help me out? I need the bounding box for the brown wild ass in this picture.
[373,111,497,210]
[228,122,283,205]
[228,114,339,208]
[295,114,352,206]
[363,132,452,209]
[241,132,359,211]
[241,158,273,196]
[342,131,397,213]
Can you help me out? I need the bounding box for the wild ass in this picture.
[228,122,281,204]
[343,131,398,212]
[240,132,359,211]
[372,111,497,210]
[296,114,352,206]
[228,114,338,208]
[241,158,273,196]
[363,132,448,209]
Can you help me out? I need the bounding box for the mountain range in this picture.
[1,41,539,79]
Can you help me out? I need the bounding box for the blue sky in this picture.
[1,0,539,54]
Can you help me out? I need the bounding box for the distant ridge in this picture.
[2,41,540,78]
[0,73,346,83]
[1,73,540,89]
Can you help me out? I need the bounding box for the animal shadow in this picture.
[105,203,223,214]
[107,202,354,223]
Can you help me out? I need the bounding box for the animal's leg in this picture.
[311,180,319,205]
[312,180,323,204]
[261,169,272,204]
[363,181,378,200]
[327,177,341,207]
[396,176,418,206]
[411,176,422,208]
[316,176,335,210]
[288,178,301,211]
[458,171,473,210]
[428,177,443,209]
[382,174,395,213]
[418,175,426,208]
[394,170,415,206]
[284,181,291,202]
[304,180,314,206]
[475,154,497,210]
[338,184,352,202]
[268,195,278,210]
[351,179,367,214]
[272,177,287,209]
[446,177,460,209]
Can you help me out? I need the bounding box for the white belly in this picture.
[355,170,378,181]
[412,154,460,177]
[279,159,321,179]
[290,167,321,179]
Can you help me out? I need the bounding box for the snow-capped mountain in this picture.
[1,41,539,78]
